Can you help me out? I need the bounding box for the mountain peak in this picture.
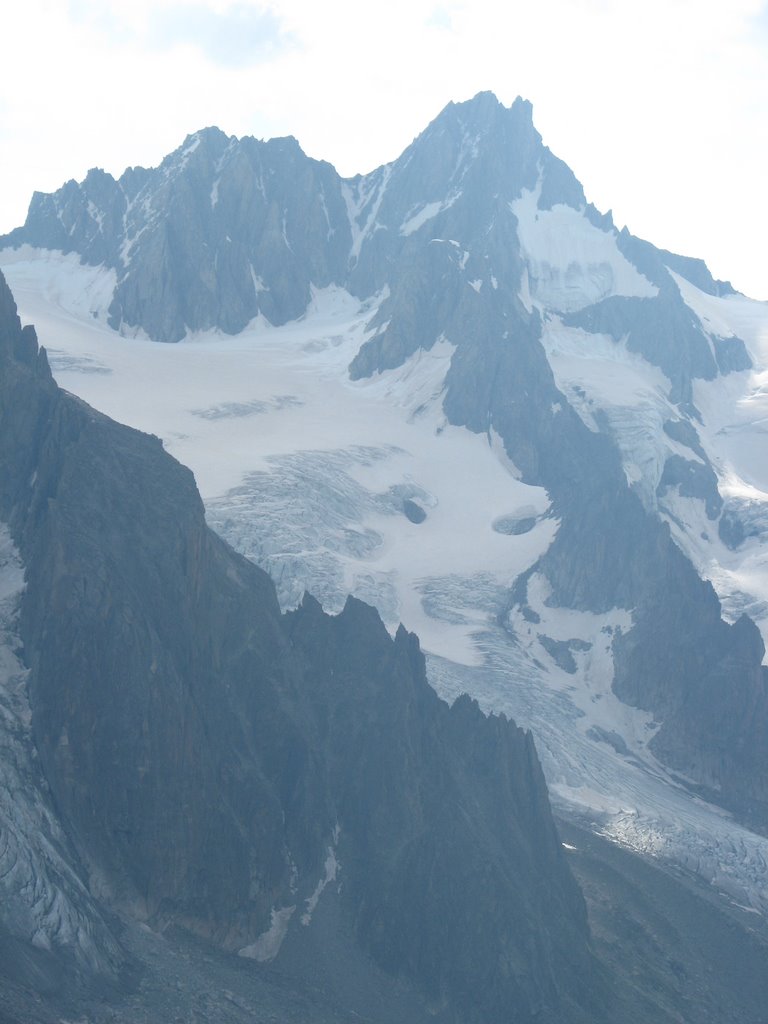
[388,88,544,201]
[454,88,503,111]
[447,90,533,117]
[434,89,537,139]
[179,124,230,148]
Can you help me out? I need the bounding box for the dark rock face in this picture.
[402,498,426,523]
[528,456,768,822]
[662,417,707,459]
[537,636,591,675]
[1,167,135,268]
[284,599,598,1023]
[493,514,537,536]
[3,128,351,342]
[507,421,768,823]
[349,95,565,378]
[347,93,571,301]
[564,291,718,409]
[657,454,723,520]
[614,595,768,824]
[655,248,736,297]
[0,271,603,1021]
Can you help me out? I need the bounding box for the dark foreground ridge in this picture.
[0,269,603,1021]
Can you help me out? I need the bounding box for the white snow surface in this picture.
[3,247,768,916]
[238,905,295,961]
[301,840,340,927]
[342,166,393,262]
[511,183,658,312]
[1,246,117,327]
[399,193,460,237]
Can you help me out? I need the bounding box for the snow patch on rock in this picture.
[511,183,658,312]
[238,905,295,962]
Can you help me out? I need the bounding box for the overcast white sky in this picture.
[2,0,766,297]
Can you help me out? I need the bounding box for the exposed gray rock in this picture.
[3,129,352,342]
[662,418,706,460]
[584,727,631,758]
[402,498,426,523]
[656,454,723,520]
[538,636,591,674]
[712,333,753,373]
[719,508,746,550]
[657,249,736,297]
[563,287,718,410]
[561,819,768,1024]
[0,271,604,1022]
[493,514,538,535]
[346,93,574,299]
[0,526,125,993]
[1,166,135,267]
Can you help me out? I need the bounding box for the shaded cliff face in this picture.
[0,270,602,1022]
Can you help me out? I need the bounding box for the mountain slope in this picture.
[0,268,606,1022]
[2,91,767,889]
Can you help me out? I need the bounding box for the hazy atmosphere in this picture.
[4,3,768,1022]
[2,0,767,298]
